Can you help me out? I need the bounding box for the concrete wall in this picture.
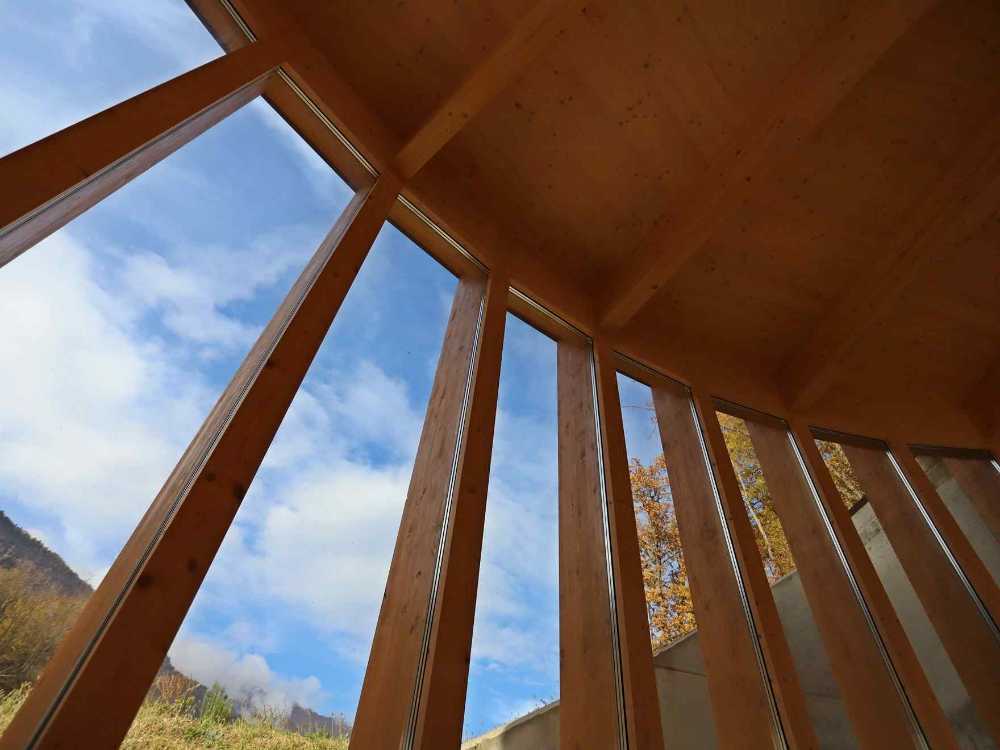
[463,464,999,750]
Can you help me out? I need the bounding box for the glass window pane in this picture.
[914,454,1000,584]
[129,218,457,741]
[463,315,559,745]
[0,0,221,155]
[618,374,715,750]
[0,88,356,736]
[821,442,996,747]
[719,414,858,749]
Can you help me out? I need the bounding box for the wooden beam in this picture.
[394,0,584,179]
[0,41,282,268]
[218,0,402,173]
[782,104,1000,409]
[410,272,508,750]
[746,420,930,749]
[845,443,1000,744]
[598,0,939,330]
[351,272,493,750]
[0,177,399,750]
[888,443,1000,627]
[593,341,664,750]
[557,339,621,750]
[940,455,1000,545]
[651,385,811,748]
[788,421,959,750]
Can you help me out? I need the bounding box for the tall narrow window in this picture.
[0,85,357,726]
[819,440,998,747]
[122,215,458,740]
[618,374,715,749]
[719,414,859,748]
[463,315,559,744]
[913,453,1000,584]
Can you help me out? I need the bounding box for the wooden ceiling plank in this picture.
[598,0,940,330]
[782,105,1000,410]
[395,0,586,180]
[223,0,404,172]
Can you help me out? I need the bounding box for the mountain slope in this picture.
[0,510,90,597]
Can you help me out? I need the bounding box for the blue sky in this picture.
[0,0,676,737]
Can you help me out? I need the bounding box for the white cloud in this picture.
[112,226,313,353]
[169,635,325,714]
[0,1,220,155]
[0,233,210,580]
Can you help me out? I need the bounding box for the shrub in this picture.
[200,683,234,725]
[0,564,85,692]
[147,672,198,717]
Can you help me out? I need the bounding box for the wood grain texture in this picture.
[845,443,1000,744]
[593,341,664,750]
[599,0,940,329]
[177,0,1000,450]
[746,421,919,749]
[0,177,399,750]
[788,422,959,750]
[557,340,620,750]
[394,0,585,179]
[782,102,1000,409]
[0,41,281,267]
[351,274,488,750]
[412,272,508,750]
[650,387,782,749]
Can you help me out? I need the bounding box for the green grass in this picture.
[0,685,349,749]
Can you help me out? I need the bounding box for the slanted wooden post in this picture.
[847,443,1000,743]
[592,342,664,750]
[788,422,959,750]
[939,454,1000,543]
[745,420,936,749]
[0,176,400,750]
[351,271,506,750]
[888,443,1000,625]
[688,389,819,748]
[556,338,622,749]
[0,42,285,267]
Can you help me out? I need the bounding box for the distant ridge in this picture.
[0,510,91,597]
[0,509,350,736]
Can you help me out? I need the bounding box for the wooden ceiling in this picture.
[189,0,1000,448]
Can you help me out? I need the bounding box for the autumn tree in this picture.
[629,408,864,648]
[630,455,696,649]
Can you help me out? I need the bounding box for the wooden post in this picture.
[745,420,927,749]
[940,455,1000,544]
[684,389,819,748]
[410,272,508,750]
[0,177,399,750]
[889,443,1000,625]
[0,42,285,267]
[557,339,622,750]
[848,444,1000,743]
[788,422,959,750]
[351,271,504,750]
[592,342,664,750]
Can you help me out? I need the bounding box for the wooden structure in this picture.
[0,0,998,747]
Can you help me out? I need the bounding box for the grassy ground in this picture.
[0,686,350,749]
